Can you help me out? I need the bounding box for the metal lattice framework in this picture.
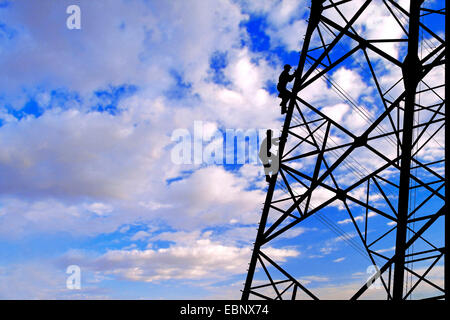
[242,0,446,300]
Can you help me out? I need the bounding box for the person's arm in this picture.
[289,72,296,81]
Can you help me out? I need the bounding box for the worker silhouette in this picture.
[277,64,297,114]
[259,129,280,183]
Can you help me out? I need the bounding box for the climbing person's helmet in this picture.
[284,64,292,70]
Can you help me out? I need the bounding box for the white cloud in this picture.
[85,202,113,216]
[321,103,350,123]
[62,237,298,283]
[0,261,109,299]
[0,0,247,101]
[130,230,151,241]
[331,67,369,100]
[338,212,376,225]
[162,166,265,228]
[375,246,395,254]
[269,18,308,52]
[0,108,167,200]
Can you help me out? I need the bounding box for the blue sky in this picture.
[0,0,445,299]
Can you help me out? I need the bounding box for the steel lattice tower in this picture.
[242,0,446,300]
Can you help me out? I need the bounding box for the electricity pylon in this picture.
[242,0,446,300]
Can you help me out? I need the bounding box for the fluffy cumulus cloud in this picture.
[60,232,299,284]
[0,0,304,299]
[239,0,309,51]
[162,166,266,227]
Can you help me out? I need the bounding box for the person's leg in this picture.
[279,90,289,114]
[281,97,288,114]
[281,96,289,114]
[263,164,271,183]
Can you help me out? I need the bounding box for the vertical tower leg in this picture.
[392,0,423,301]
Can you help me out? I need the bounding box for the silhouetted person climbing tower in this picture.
[259,129,280,183]
[277,64,297,114]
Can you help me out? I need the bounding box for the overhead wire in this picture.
[317,15,444,151]
[272,178,373,263]
[275,111,398,264]
[289,112,399,208]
